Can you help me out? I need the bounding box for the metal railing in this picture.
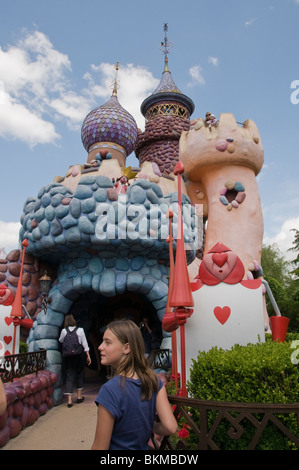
[0,350,47,383]
[147,349,171,371]
[151,395,299,450]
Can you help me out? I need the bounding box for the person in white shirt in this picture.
[59,314,91,407]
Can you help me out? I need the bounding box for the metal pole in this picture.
[262,279,282,316]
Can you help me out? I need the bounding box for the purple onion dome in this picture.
[81,95,138,156]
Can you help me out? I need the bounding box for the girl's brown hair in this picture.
[107,319,159,400]
[64,314,77,328]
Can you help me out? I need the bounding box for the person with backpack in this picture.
[59,314,91,407]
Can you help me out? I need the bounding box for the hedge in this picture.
[186,334,299,449]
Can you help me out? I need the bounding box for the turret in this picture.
[135,24,194,175]
[180,113,264,279]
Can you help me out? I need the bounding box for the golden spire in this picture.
[112,61,120,96]
[159,23,173,72]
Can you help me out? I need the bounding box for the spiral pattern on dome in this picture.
[81,95,138,156]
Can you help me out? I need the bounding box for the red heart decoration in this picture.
[4,336,12,345]
[4,350,11,356]
[5,317,13,326]
[0,342,3,350]
[214,306,231,325]
[212,252,228,267]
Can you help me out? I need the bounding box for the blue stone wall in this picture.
[20,174,198,403]
[20,175,197,263]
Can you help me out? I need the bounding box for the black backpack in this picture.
[62,327,84,357]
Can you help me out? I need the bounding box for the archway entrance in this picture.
[66,290,162,381]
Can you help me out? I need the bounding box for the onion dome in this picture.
[140,61,194,119]
[81,93,138,157]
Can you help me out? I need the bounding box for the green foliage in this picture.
[187,335,299,449]
[288,228,299,276]
[19,341,28,353]
[265,276,287,316]
[262,242,299,332]
[189,335,299,403]
[261,243,291,286]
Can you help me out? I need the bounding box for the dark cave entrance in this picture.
[66,290,162,380]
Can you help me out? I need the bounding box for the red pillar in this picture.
[10,239,28,354]
[169,163,193,397]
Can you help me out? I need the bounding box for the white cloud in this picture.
[188,65,205,86]
[0,89,59,146]
[0,221,21,255]
[47,92,92,130]
[208,56,219,66]
[118,64,159,129]
[83,62,159,130]
[0,31,71,98]
[0,30,160,144]
[245,18,257,27]
[0,30,71,145]
[263,217,299,262]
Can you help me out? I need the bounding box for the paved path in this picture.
[2,376,102,451]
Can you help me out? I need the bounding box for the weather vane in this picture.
[111,61,120,96]
[159,24,173,72]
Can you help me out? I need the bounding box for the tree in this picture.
[285,228,299,331]
[261,242,299,332]
[288,228,299,279]
[261,243,291,287]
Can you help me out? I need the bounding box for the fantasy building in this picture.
[0,26,281,402]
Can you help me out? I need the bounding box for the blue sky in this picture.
[0,0,298,262]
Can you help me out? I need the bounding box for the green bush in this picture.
[19,341,28,354]
[187,334,299,450]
